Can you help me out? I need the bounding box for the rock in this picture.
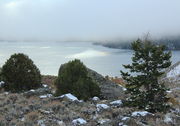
[110,100,123,107]
[92,96,100,101]
[59,63,126,100]
[57,120,66,126]
[131,111,153,117]
[42,84,48,88]
[20,117,25,122]
[0,81,5,87]
[23,87,51,98]
[72,118,87,125]
[121,117,130,121]
[160,61,180,88]
[4,92,9,95]
[5,115,13,121]
[96,104,110,112]
[59,93,80,102]
[39,109,53,114]
[22,106,30,114]
[164,113,173,124]
[119,122,128,126]
[98,119,111,125]
[87,68,125,100]
[37,119,46,126]
[39,94,53,99]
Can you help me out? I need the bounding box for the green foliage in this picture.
[1,53,41,92]
[55,59,100,100]
[121,39,171,113]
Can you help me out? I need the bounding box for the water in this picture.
[0,41,179,77]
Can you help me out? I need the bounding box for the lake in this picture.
[0,41,179,77]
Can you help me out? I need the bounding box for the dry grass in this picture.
[25,111,40,122]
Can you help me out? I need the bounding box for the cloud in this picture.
[0,0,180,41]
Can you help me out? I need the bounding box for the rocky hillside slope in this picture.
[0,65,179,126]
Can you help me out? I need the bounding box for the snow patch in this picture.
[72,118,87,125]
[57,120,64,125]
[0,81,5,87]
[118,85,127,91]
[121,117,130,121]
[37,120,45,126]
[92,96,100,101]
[131,111,151,117]
[43,84,48,88]
[164,113,173,123]
[96,104,110,111]
[20,117,25,122]
[167,64,180,78]
[98,119,110,124]
[39,94,52,99]
[4,92,9,95]
[110,100,122,107]
[39,109,53,114]
[166,90,172,93]
[119,122,128,126]
[60,93,79,101]
[30,89,35,92]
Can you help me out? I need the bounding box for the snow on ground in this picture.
[72,118,87,125]
[98,119,110,124]
[121,117,130,121]
[164,113,173,123]
[57,120,64,125]
[119,122,128,126]
[43,84,48,88]
[167,64,180,78]
[4,92,9,95]
[37,120,45,126]
[131,111,152,117]
[39,94,52,99]
[92,96,100,101]
[118,85,127,91]
[96,104,110,111]
[30,89,35,92]
[60,93,79,101]
[110,100,122,106]
[0,81,5,87]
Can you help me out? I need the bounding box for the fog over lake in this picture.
[0,41,179,77]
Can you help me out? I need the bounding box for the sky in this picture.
[0,0,180,42]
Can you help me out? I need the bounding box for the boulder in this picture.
[23,87,51,98]
[87,68,125,100]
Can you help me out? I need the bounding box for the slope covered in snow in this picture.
[167,63,180,78]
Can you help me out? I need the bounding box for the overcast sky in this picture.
[0,0,180,41]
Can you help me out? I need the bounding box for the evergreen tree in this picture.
[55,59,100,100]
[121,39,171,113]
[1,53,41,92]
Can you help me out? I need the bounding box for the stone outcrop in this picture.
[87,68,126,100]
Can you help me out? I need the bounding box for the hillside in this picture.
[94,37,180,50]
[0,65,179,126]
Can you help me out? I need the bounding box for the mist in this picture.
[0,0,180,42]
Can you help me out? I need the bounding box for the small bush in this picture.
[1,53,41,92]
[55,59,100,100]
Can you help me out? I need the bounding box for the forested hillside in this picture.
[95,37,180,50]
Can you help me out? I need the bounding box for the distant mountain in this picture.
[94,37,180,50]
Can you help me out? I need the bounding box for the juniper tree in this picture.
[121,39,171,113]
[1,53,41,92]
[55,59,100,101]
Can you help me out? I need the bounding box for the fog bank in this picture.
[0,0,180,42]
